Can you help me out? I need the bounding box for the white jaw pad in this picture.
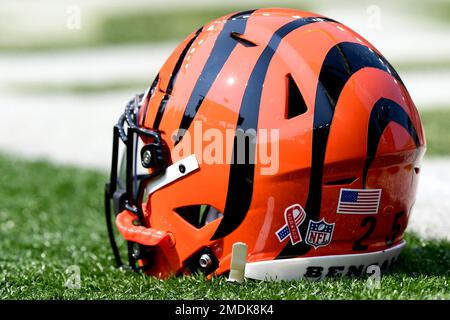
[245,241,405,281]
[146,154,199,195]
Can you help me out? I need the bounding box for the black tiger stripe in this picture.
[152,28,203,130]
[363,97,421,186]
[277,42,406,259]
[211,16,336,240]
[174,10,256,145]
[141,73,159,126]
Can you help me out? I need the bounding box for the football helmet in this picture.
[105,8,425,280]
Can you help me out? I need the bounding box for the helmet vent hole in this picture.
[175,204,223,229]
[286,74,308,119]
[414,167,420,174]
[230,32,258,47]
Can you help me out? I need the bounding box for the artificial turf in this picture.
[0,152,449,300]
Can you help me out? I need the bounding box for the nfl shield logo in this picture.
[305,219,335,249]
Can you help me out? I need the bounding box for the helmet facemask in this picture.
[105,93,168,270]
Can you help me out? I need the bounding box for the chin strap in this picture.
[104,183,124,268]
[115,210,175,248]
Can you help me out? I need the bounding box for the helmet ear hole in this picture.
[175,205,223,229]
[286,74,308,119]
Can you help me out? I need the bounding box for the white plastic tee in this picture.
[227,242,248,284]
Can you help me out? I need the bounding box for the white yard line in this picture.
[409,158,450,241]
[0,43,176,88]
[1,44,449,110]
[402,71,450,109]
[0,93,129,169]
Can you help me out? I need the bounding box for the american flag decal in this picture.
[337,188,382,214]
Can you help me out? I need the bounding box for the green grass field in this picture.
[0,108,449,299]
[420,109,450,156]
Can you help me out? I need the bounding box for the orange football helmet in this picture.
[105,8,426,280]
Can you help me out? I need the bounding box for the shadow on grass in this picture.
[393,233,450,277]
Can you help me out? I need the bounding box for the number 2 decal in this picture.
[353,216,377,251]
[352,211,405,251]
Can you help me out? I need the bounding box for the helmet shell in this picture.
[135,8,425,279]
